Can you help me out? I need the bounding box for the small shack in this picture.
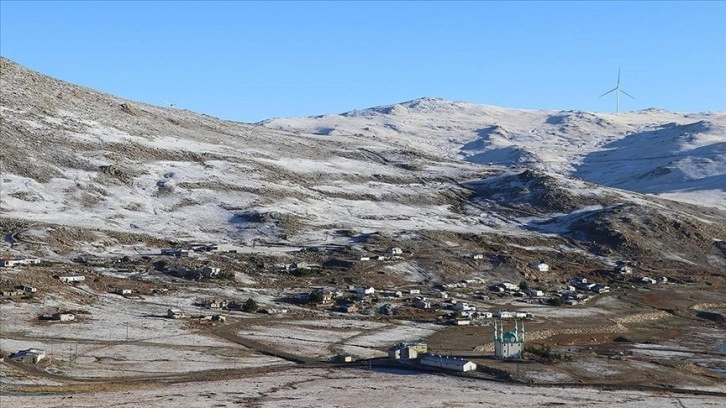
[58,275,86,283]
[333,354,354,363]
[11,348,46,364]
[388,344,418,360]
[201,266,220,278]
[52,313,75,322]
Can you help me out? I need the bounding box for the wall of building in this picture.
[420,355,476,372]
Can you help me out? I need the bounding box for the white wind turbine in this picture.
[600,68,635,113]
[160,98,176,108]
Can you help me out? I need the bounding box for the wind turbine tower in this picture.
[160,98,176,108]
[600,68,635,113]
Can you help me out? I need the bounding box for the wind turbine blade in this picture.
[617,68,621,86]
[160,98,171,105]
[620,89,636,100]
[600,88,618,97]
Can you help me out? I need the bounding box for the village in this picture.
[1,238,693,383]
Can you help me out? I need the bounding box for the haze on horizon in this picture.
[1,1,725,122]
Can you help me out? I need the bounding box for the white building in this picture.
[356,287,375,296]
[453,302,476,312]
[500,282,519,292]
[532,262,549,272]
[615,262,633,274]
[388,344,419,360]
[52,313,75,321]
[58,275,85,283]
[1,258,41,267]
[205,299,228,309]
[19,284,37,293]
[11,348,46,364]
[420,354,477,372]
[415,299,431,309]
[389,247,403,256]
[494,311,515,319]
[201,266,220,278]
[494,319,525,360]
[116,288,133,295]
[453,319,471,326]
[592,284,609,294]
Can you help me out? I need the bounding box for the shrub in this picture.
[242,298,258,313]
[217,271,235,280]
[547,297,563,306]
[290,267,312,277]
[308,291,324,304]
[525,344,567,363]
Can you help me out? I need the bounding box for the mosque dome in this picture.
[503,331,518,342]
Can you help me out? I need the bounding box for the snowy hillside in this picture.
[261,97,726,209]
[1,58,725,276]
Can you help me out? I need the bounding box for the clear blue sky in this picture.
[2,1,725,122]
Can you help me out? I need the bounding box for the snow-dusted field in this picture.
[3,367,724,408]
[1,337,287,379]
[342,322,438,348]
[237,319,438,359]
[0,292,232,346]
[0,289,296,380]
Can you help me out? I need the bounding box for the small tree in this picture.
[524,344,567,363]
[242,298,258,313]
[291,267,312,277]
[519,280,529,292]
[308,291,324,304]
[547,297,563,306]
[217,271,235,280]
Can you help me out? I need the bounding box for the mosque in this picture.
[493,318,525,359]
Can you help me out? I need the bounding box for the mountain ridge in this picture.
[261,95,726,209]
[1,57,725,279]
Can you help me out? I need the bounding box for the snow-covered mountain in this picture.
[1,58,725,277]
[261,97,726,209]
